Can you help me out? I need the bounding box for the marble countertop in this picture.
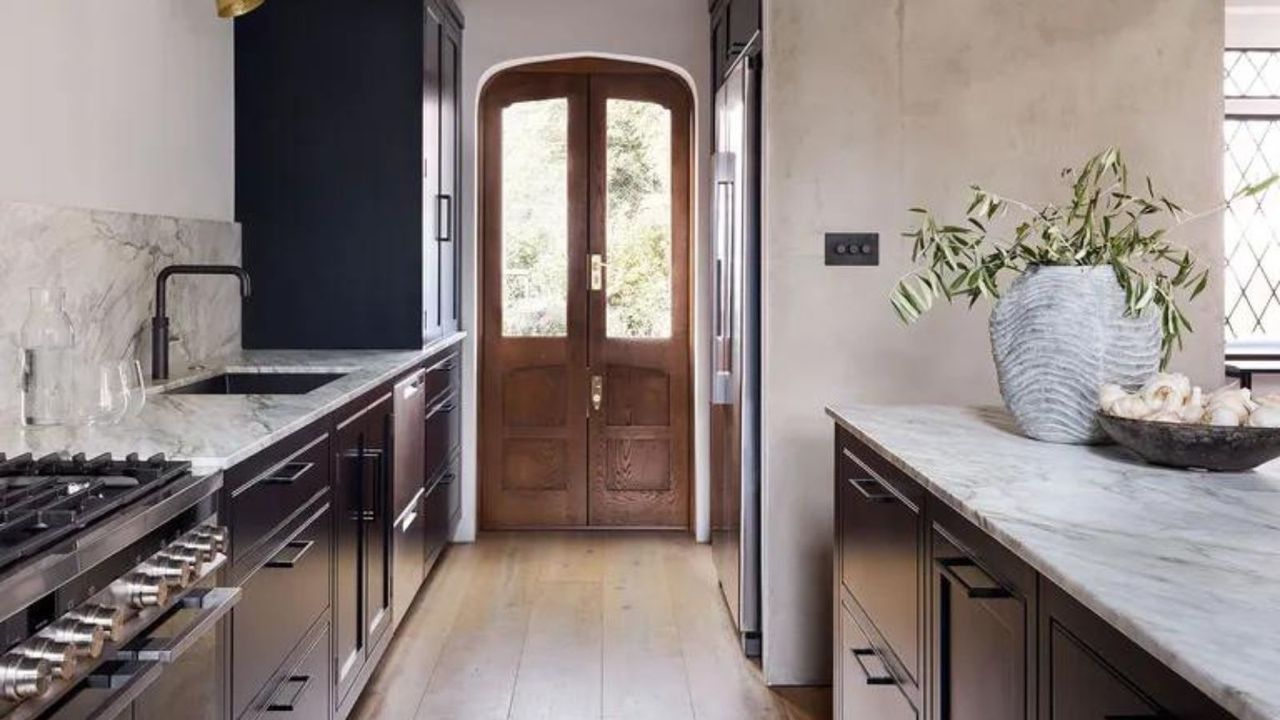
[827,404,1280,720]
[0,334,465,473]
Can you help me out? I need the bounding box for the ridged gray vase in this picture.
[989,266,1161,444]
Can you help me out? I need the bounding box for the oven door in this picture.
[41,578,239,720]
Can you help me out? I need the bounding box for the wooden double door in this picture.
[481,61,692,529]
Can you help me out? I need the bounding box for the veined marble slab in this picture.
[827,404,1280,720]
[0,336,464,473]
[0,201,241,420]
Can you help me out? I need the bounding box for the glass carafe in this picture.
[19,287,76,426]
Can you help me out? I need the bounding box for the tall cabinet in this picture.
[235,0,464,349]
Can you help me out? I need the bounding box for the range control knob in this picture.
[38,620,104,659]
[0,654,49,701]
[137,556,195,588]
[157,548,203,577]
[192,527,228,554]
[113,573,170,611]
[67,604,127,643]
[172,537,216,562]
[14,639,77,680]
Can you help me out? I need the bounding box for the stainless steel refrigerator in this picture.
[711,52,762,657]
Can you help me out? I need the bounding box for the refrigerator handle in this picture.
[712,156,736,405]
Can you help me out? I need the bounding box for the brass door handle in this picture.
[591,375,603,412]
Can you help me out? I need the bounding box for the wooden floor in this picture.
[350,532,830,720]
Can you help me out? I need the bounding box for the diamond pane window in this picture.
[1225,49,1280,342]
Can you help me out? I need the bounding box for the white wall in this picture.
[453,0,712,542]
[761,0,1225,684]
[0,0,234,221]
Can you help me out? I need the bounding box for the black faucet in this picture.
[152,265,252,380]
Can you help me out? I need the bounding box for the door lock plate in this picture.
[590,254,605,291]
[591,375,603,412]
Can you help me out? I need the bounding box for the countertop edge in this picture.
[187,333,466,473]
[825,405,1267,720]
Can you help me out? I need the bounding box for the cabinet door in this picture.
[362,396,393,655]
[932,530,1028,720]
[727,0,760,57]
[334,415,364,703]
[1047,622,1160,720]
[839,446,922,683]
[438,18,462,333]
[422,8,444,341]
[840,603,918,720]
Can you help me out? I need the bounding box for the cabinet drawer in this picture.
[840,603,917,720]
[839,442,921,682]
[424,349,460,404]
[424,473,451,571]
[230,434,328,566]
[251,622,332,720]
[1047,621,1158,719]
[441,452,461,526]
[425,389,460,481]
[233,501,332,719]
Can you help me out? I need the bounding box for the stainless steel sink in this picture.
[164,372,347,396]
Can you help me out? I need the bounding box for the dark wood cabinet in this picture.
[833,425,1239,720]
[423,0,463,341]
[930,526,1032,720]
[334,393,394,708]
[236,0,464,349]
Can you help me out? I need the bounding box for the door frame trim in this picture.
[476,57,697,532]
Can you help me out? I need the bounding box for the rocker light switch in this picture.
[825,233,879,266]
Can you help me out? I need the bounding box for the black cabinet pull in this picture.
[847,477,896,504]
[936,557,1013,600]
[1103,716,1168,720]
[263,462,313,485]
[849,648,896,686]
[438,472,457,487]
[266,674,312,712]
[266,540,315,569]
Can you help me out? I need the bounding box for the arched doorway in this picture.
[478,58,694,529]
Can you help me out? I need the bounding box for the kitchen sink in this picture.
[164,372,348,396]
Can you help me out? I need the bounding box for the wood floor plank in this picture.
[413,535,542,720]
[349,542,480,720]
[600,533,696,720]
[660,536,788,720]
[507,580,603,720]
[348,532,830,720]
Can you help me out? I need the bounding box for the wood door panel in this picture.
[481,62,691,529]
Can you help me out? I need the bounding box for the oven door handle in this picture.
[113,587,242,663]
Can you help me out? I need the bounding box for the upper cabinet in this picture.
[235,0,464,349]
[710,0,761,88]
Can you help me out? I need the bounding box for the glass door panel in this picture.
[502,98,570,337]
[605,99,674,340]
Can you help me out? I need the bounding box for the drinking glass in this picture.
[75,363,130,427]
[119,360,147,418]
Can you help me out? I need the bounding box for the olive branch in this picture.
[890,148,1278,367]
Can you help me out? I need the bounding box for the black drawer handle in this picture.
[266,540,315,569]
[936,557,1013,600]
[847,477,897,504]
[850,648,896,686]
[264,462,314,485]
[438,472,457,487]
[266,674,313,712]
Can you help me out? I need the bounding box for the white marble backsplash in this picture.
[0,201,241,419]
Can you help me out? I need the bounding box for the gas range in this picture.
[0,453,191,573]
[0,451,238,720]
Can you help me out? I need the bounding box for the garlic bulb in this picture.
[1205,386,1256,426]
[1140,373,1192,409]
[1179,387,1205,424]
[1206,406,1244,427]
[1110,395,1154,420]
[1248,405,1280,428]
[1147,409,1185,424]
[1098,384,1130,414]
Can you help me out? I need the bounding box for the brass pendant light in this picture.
[216,0,265,18]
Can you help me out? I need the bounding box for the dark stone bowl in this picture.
[1096,412,1280,472]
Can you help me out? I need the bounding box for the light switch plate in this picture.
[825,233,879,266]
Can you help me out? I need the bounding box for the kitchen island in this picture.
[828,404,1280,720]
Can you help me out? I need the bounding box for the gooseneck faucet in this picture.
[152,265,252,380]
